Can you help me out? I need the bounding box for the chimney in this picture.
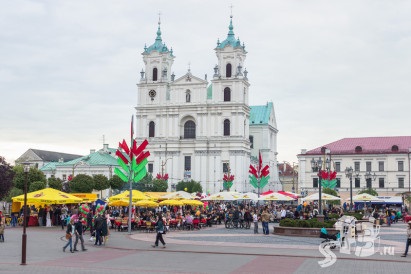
[301,149,307,154]
[90,149,96,154]
[103,144,109,151]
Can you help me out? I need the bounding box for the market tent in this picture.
[135,200,159,208]
[261,190,274,196]
[71,193,98,203]
[277,191,300,200]
[301,193,341,201]
[180,199,204,206]
[349,193,382,202]
[161,191,192,200]
[12,188,82,204]
[202,192,240,201]
[257,192,294,201]
[144,192,169,200]
[239,192,259,200]
[159,199,184,206]
[109,190,151,203]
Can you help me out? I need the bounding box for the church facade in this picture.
[134,16,279,193]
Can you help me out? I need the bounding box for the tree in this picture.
[13,165,46,190]
[93,174,110,191]
[69,174,94,193]
[48,177,62,190]
[358,188,379,197]
[29,181,47,192]
[322,187,341,206]
[124,173,153,192]
[109,175,126,190]
[176,180,202,193]
[152,179,168,192]
[5,187,23,203]
[0,156,15,200]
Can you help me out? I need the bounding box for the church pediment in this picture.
[172,73,208,85]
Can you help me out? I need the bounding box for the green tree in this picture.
[358,188,379,196]
[93,174,110,191]
[13,165,46,190]
[48,177,62,190]
[0,156,15,200]
[5,187,23,203]
[176,180,202,193]
[152,179,168,192]
[128,173,153,192]
[69,174,94,193]
[29,181,47,192]
[322,187,341,206]
[109,175,126,190]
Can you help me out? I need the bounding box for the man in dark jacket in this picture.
[94,214,103,246]
[74,217,87,251]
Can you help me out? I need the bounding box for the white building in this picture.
[297,136,411,200]
[134,16,279,193]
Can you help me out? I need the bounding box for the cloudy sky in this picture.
[1,0,410,166]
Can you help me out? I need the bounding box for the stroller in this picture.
[320,227,340,249]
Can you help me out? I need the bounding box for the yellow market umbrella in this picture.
[12,188,82,204]
[161,191,192,200]
[108,199,130,207]
[135,200,159,208]
[109,190,151,203]
[159,199,184,206]
[144,192,169,200]
[181,199,204,206]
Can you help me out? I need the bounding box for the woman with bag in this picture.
[152,213,166,248]
[401,221,411,257]
[63,218,75,253]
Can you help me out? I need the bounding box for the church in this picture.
[134,15,280,193]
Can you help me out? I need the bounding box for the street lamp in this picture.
[365,171,377,191]
[310,157,323,215]
[21,162,30,265]
[345,167,353,211]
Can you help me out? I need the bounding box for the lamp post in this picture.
[21,163,30,265]
[345,166,353,211]
[365,171,377,192]
[310,157,323,216]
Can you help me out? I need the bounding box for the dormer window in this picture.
[153,68,158,81]
[391,145,399,152]
[226,63,232,78]
[355,146,362,153]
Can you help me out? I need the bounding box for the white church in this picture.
[134,16,280,193]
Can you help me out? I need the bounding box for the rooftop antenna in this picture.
[158,11,161,25]
[229,4,234,18]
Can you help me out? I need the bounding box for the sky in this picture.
[1,0,411,166]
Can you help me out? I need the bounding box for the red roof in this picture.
[303,136,411,155]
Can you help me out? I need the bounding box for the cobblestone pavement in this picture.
[0,221,410,274]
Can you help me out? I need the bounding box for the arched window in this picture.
[184,120,196,139]
[355,146,362,153]
[224,87,231,102]
[391,145,399,152]
[224,119,230,136]
[226,63,232,78]
[153,68,158,81]
[149,121,155,137]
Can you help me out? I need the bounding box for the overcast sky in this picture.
[1,0,410,166]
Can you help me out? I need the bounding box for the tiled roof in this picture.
[250,102,272,125]
[304,136,411,155]
[27,149,82,162]
[58,148,118,167]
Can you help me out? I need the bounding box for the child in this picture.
[0,220,5,242]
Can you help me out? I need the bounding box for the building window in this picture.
[378,161,384,172]
[398,178,404,188]
[184,156,191,171]
[379,178,384,188]
[223,163,229,173]
[366,179,372,189]
[153,68,158,81]
[224,87,231,102]
[186,90,191,102]
[355,146,362,153]
[226,63,232,78]
[148,163,153,173]
[62,174,67,181]
[184,120,196,139]
[149,121,155,137]
[313,178,318,188]
[366,161,372,172]
[223,119,230,136]
[335,162,341,172]
[336,178,341,188]
[354,162,360,172]
[355,178,360,188]
[249,135,254,149]
[392,145,399,152]
[398,161,404,171]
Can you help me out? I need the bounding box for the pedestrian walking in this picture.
[73,217,87,252]
[152,213,166,248]
[253,210,259,234]
[401,221,411,257]
[63,218,74,253]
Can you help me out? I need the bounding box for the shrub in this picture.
[279,218,336,228]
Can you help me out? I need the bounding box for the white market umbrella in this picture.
[239,192,259,200]
[301,192,341,201]
[202,192,240,201]
[257,192,294,201]
[349,193,384,202]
